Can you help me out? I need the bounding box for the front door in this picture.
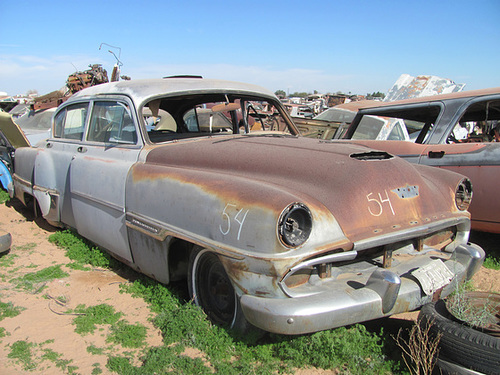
[69,100,141,262]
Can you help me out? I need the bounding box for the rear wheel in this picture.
[188,248,249,331]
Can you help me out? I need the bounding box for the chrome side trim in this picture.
[71,190,124,213]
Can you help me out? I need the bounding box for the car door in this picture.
[33,102,89,228]
[69,99,141,262]
[419,96,500,231]
[419,142,500,231]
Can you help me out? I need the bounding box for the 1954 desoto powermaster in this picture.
[9,78,484,334]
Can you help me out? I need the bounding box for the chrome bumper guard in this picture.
[240,243,484,335]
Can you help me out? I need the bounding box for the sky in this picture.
[1,0,499,97]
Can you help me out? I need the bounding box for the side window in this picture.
[87,102,137,144]
[351,115,385,140]
[54,103,88,140]
[387,120,407,141]
[447,99,500,143]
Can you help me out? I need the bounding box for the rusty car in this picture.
[9,77,484,334]
[340,87,500,233]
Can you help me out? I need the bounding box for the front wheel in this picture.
[188,248,249,332]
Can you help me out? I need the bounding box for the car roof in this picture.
[355,87,500,111]
[69,78,277,106]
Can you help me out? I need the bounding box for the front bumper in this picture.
[240,243,484,335]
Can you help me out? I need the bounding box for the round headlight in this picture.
[278,203,313,247]
[455,178,473,211]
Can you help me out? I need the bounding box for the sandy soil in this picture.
[0,199,498,374]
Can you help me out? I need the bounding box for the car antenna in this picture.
[99,43,123,82]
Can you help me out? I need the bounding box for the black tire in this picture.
[418,300,500,374]
[188,248,250,332]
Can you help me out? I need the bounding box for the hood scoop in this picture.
[350,151,393,161]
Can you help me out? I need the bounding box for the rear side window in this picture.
[350,104,441,143]
[54,103,88,140]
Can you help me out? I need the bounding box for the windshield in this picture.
[143,94,294,143]
[315,108,356,123]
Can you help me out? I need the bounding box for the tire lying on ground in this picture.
[418,299,500,375]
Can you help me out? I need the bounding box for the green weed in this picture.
[73,304,123,335]
[87,344,105,355]
[11,265,69,293]
[8,340,37,371]
[119,276,400,374]
[0,326,7,338]
[0,189,9,204]
[41,348,77,373]
[14,242,37,252]
[92,362,103,374]
[49,230,117,269]
[0,252,17,268]
[51,228,403,374]
[0,300,24,320]
[107,320,147,348]
[484,255,500,270]
[7,339,78,373]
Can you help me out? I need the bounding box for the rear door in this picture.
[33,102,89,227]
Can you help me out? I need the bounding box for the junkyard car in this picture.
[287,107,356,140]
[341,87,500,233]
[287,101,410,141]
[0,109,54,194]
[10,78,484,334]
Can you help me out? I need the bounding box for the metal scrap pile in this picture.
[33,64,110,110]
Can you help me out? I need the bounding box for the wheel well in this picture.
[168,238,194,282]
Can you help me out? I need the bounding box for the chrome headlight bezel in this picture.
[278,203,313,247]
[455,178,473,211]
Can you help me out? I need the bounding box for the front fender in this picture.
[125,163,347,260]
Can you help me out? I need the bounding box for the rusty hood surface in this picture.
[143,135,467,245]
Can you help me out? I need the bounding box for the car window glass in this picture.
[351,115,385,140]
[351,104,440,143]
[447,99,500,143]
[87,101,137,144]
[144,96,292,143]
[315,108,356,123]
[387,121,406,140]
[54,103,88,140]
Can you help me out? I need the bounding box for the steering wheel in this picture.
[246,104,265,131]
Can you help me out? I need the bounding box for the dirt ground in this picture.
[0,199,499,374]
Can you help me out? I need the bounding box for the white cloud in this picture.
[125,63,358,94]
[1,55,385,97]
[0,54,108,95]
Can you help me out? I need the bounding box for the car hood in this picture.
[0,112,30,148]
[145,134,466,243]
